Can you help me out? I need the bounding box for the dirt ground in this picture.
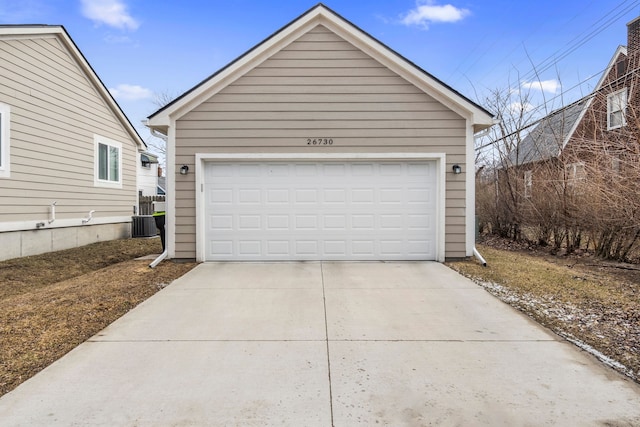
[447,237,640,383]
[0,238,196,397]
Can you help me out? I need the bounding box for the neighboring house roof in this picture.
[507,98,590,165]
[508,45,627,167]
[0,25,146,152]
[147,3,494,133]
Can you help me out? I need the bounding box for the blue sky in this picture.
[1,0,639,150]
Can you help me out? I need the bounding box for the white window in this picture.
[524,170,532,198]
[566,162,585,180]
[0,103,10,179]
[607,89,627,130]
[565,162,585,193]
[94,135,122,188]
[612,157,621,175]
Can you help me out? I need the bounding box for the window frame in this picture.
[94,135,123,188]
[0,103,10,179]
[611,157,621,175]
[565,162,586,194]
[523,170,532,198]
[607,88,627,130]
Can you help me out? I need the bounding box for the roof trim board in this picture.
[146,3,493,132]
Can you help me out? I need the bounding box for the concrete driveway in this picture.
[1,262,639,426]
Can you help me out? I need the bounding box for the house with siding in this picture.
[138,152,162,196]
[0,25,145,261]
[146,4,494,262]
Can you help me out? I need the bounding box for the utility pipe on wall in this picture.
[82,210,96,224]
[48,201,57,224]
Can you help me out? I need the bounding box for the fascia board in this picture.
[0,26,60,36]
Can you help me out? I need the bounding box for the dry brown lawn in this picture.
[0,238,196,397]
[447,242,640,383]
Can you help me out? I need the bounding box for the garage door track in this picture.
[1,262,639,426]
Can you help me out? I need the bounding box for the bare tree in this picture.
[144,90,179,164]
[478,71,640,261]
[475,83,539,240]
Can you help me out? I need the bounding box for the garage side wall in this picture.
[173,25,468,259]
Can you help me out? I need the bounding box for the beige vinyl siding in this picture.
[174,25,468,258]
[0,35,137,223]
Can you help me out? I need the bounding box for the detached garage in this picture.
[146,4,494,262]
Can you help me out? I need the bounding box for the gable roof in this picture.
[507,98,589,165]
[508,45,629,167]
[147,3,494,133]
[0,25,146,151]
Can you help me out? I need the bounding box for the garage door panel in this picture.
[296,240,318,255]
[352,214,374,230]
[352,163,374,175]
[323,215,346,230]
[408,214,432,229]
[296,189,318,203]
[324,189,346,203]
[239,189,261,203]
[352,189,375,203]
[210,215,233,230]
[204,161,437,260]
[267,215,289,229]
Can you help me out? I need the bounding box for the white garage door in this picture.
[203,161,437,261]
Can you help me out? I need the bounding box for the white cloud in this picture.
[109,84,152,101]
[521,79,561,94]
[401,1,470,28]
[103,33,134,44]
[80,0,139,31]
[509,102,535,114]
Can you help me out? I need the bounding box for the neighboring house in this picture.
[0,25,145,261]
[508,16,640,194]
[146,4,494,262]
[157,176,166,195]
[138,152,162,196]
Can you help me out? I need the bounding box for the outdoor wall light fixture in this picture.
[180,165,189,175]
[452,164,462,174]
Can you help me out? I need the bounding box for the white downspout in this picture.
[473,247,487,267]
[145,119,172,264]
[149,250,167,268]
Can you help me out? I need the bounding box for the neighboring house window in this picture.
[616,59,627,78]
[141,154,151,168]
[612,157,621,175]
[94,135,122,188]
[0,103,10,178]
[607,89,627,130]
[566,162,585,193]
[524,170,532,198]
